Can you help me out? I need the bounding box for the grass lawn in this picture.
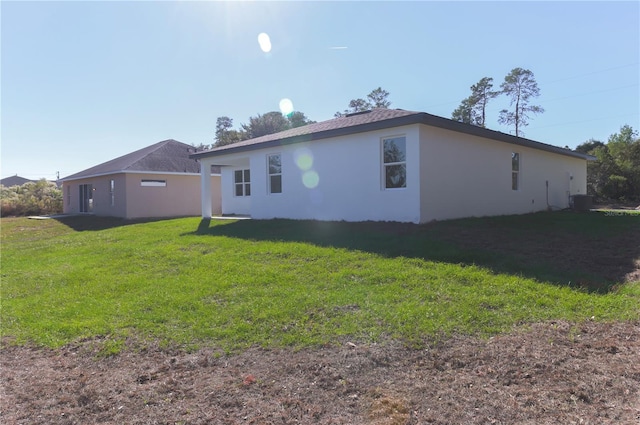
[1,211,639,353]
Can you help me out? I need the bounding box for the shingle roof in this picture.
[62,139,203,181]
[0,175,34,187]
[191,109,593,161]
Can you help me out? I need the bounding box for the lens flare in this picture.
[302,170,319,189]
[279,98,294,116]
[294,147,313,171]
[257,32,272,53]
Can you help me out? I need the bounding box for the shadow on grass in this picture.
[54,215,171,231]
[192,211,640,294]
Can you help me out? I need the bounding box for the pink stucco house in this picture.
[61,139,221,219]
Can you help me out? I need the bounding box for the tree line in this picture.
[576,125,640,203]
[333,87,391,117]
[451,67,544,137]
[206,69,543,151]
[207,111,316,149]
[205,87,392,149]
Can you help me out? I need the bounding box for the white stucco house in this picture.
[191,109,593,223]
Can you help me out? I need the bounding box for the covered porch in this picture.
[198,156,251,219]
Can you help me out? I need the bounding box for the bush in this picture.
[0,179,63,217]
[578,125,640,203]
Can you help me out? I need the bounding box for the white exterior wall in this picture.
[221,125,423,223]
[208,124,588,223]
[221,167,251,216]
[419,125,587,222]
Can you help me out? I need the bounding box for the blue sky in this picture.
[2,1,638,180]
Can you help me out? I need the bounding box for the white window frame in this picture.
[267,153,282,194]
[234,169,251,197]
[512,152,520,191]
[109,179,115,206]
[141,179,166,187]
[382,135,407,190]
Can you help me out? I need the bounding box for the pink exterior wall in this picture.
[62,175,125,217]
[419,125,587,222]
[63,173,220,218]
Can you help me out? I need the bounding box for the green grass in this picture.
[1,212,638,352]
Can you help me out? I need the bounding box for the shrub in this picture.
[0,179,63,217]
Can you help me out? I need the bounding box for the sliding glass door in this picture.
[79,184,93,213]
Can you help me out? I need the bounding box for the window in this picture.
[109,179,115,206]
[234,169,251,197]
[67,186,71,206]
[141,179,166,187]
[268,154,282,194]
[382,136,406,189]
[512,152,520,190]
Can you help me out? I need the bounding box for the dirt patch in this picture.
[593,202,640,211]
[2,321,639,424]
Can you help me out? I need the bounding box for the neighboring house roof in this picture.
[62,139,219,181]
[191,109,594,161]
[0,175,34,187]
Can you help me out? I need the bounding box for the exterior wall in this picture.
[63,173,221,218]
[206,125,588,224]
[123,173,221,219]
[221,167,251,216]
[221,125,422,223]
[63,175,127,217]
[419,125,587,222]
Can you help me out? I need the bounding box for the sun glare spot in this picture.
[294,147,314,171]
[258,32,272,53]
[302,170,320,189]
[279,98,294,116]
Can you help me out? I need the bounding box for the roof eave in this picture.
[190,112,593,162]
[420,115,594,161]
[190,114,422,160]
[60,169,216,182]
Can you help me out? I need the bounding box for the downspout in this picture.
[546,180,550,211]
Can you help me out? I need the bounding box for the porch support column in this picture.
[200,159,213,218]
